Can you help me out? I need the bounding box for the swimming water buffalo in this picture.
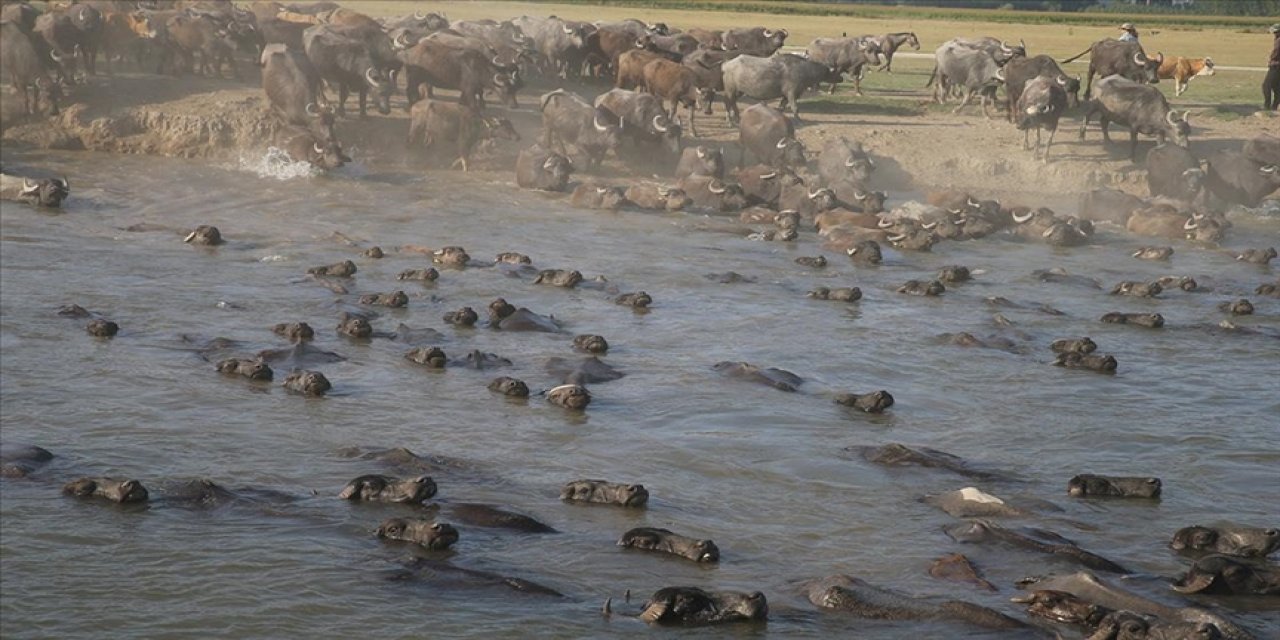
[720,53,839,122]
[1,20,62,116]
[1080,75,1190,161]
[1062,39,1163,97]
[946,520,1129,573]
[735,165,798,207]
[280,125,349,170]
[560,480,648,507]
[618,527,719,562]
[802,574,1026,630]
[63,477,149,503]
[723,26,787,56]
[1126,206,1224,243]
[1173,555,1280,596]
[1147,143,1205,204]
[570,183,626,210]
[375,518,458,550]
[515,144,573,191]
[614,587,767,626]
[338,474,436,503]
[539,89,622,169]
[594,88,681,154]
[1203,150,1280,208]
[931,41,1005,116]
[805,36,882,94]
[1087,611,1225,640]
[817,136,876,186]
[737,103,805,169]
[623,184,691,211]
[1068,475,1161,498]
[0,171,69,207]
[408,98,519,171]
[261,44,333,134]
[1170,526,1280,558]
[1015,74,1069,162]
[303,24,393,117]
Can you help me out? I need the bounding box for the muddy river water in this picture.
[1,147,1277,638]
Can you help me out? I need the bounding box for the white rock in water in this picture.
[956,486,1005,504]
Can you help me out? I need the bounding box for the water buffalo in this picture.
[720,53,839,122]
[166,13,239,78]
[1003,54,1079,122]
[817,136,875,186]
[63,477,149,503]
[339,474,436,503]
[594,88,681,154]
[1080,75,1190,161]
[524,16,590,79]
[561,480,648,507]
[1204,150,1280,208]
[1170,526,1280,558]
[642,58,713,135]
[539,89,621,169]
[623,184,691,211]
[261,44,333,134]
[408,98,519,171]
[570,184,627,210]
[674,145,724,179]
[401,37,518,110]
[304,24,392,116]
[280,125,349,171]
[932,41,1005,116]
[1062,38,1163,97]
[1068,474,1161,498]
[738,103,805,169]
[0,171,69,207]
[1173,555,1280,596]
[515,144,573,192]
[802,574,1026,630]
[723,26,787,55]
[618,527,719,562]
[375,518,458,550]
[1147,143,1205,204]
[1016,75,1069,162]
[677,176,749,212]
[735,165,800,207]
[805,36,882,94]
[2,20,62,115]
[616,587,767,626]
[613,48,678,91]
[1127,206,1223,243]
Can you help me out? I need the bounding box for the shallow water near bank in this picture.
[2,148,1278,638]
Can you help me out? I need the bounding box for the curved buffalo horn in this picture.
[876,215,894,229]
[593,114,609,131]
[651,115,668,133]
[967,197,981,208]
[1133,52,1146,65]
[776,138,790,149]
[50,49,64,63]
[20,179,39,194]
[306,102,320,116]
[57,177,68,190]
[493,73,505,86]
[1000,40,1012,53]
[312,143,325,154]
[948,207,963,215]
[492,55,503,67]
[563,25,574,34]
[414,10,427,20]
[1165,110,1178,126]
[1155,52,1164,64]
[887,233,905,242]
[954,217,968,225]
[807,187,823,199]
[762,29,773,38]
[780,29,788,37]
[1192,212,1205,220]
[394,33,411,49]
[365,68,381,87]
[695,147,707,158]
[1181,110,1190,123]
[1039,104,1052,114]
[1040,225,1062,238]
[542,157,557,170]
[921,221,938,230]
[1262,165,1278,174]
[995,67,1006,82]
[1011,210,1034,223]
[868,158,875,167]
[1056,75,1068,86]
[844,157,857,167]
[656,186,670,196]
[596,187,608,194]
[854,191,868,200]
[707,180,726,194]
[1183,217,1199,230]
[759,171,778,180]
[1019,38,1026,50]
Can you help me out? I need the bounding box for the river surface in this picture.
[2,148,1278,638]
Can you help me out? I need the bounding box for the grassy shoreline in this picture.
[504,0,1269,30]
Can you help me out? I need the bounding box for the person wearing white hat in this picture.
[1117,23,1139,43]
[1266,24,1280,110]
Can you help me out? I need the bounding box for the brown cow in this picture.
[614,48,670,90]
[1156,56,1214,97]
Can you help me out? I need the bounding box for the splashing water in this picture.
[237,147,319,180]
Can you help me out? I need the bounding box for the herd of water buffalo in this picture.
[2,1,1279,637]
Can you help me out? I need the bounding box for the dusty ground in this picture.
[3,64,1272,204]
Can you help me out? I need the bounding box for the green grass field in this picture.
[360,1,1272,111]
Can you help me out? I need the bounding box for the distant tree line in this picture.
[829,0,1280,15]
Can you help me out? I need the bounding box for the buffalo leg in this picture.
[952,89,974,114]
[1078,105,1092,140]
[687,103,699,138]
[1023,128,1031,151]
[336,83,349,117]
[1099,117,1112,145]
[358,87,368,119]
[1043,127,1056,164]
[1129,128,1138,162]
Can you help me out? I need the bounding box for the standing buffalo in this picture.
[737,103,805,169]
[1,20,62,116]
[304,24,393,117]
[166,13,240,79]
[262,44,332,133]
[805,36,882,95]
[1002,54,1080,121]
[1015,75,1069,163]
[642,58,713,136]
[932,41,1005,116]
[401,38,518,110]
[1080,75,1189,161]
[1062,39,1163,97]
[723,26,787,56]
[66,3,105,76]
[409,99,518,171]
[720,53,839,122]
[539,89,622,169]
